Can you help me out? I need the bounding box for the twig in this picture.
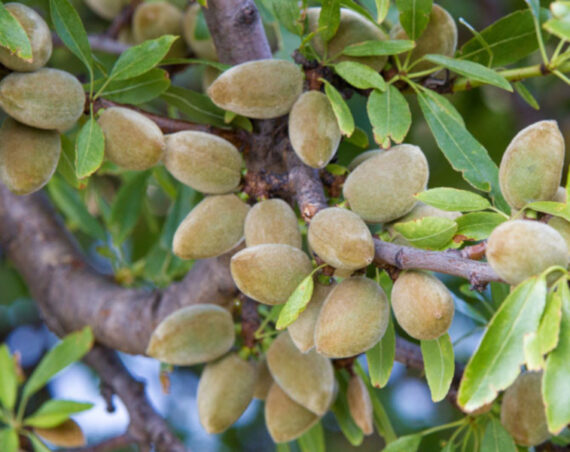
[52,33,130,55]
[104,1,141,39]
[68,431,135,452]
[83,346,188,452]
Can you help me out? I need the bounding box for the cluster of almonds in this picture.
[0,4,85,195]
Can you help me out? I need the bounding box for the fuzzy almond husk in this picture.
[391,270,454,340]
[266,331,335,415]
[308,207,375,270]
[197,353,256,434]
[0,3,52,72]
[182,3,217,61]
[230,244,312,305]
[0,118,61,195]
[499,120,565,210]
[253,358,273,400]
[207,59,303,119]
[501,372,550,447]
[98,107,165,171]
[0,68,84,131]
[164,130,242,194]
[347,374,374,435]
[173,194,249,260]
[146,304,235,365]
[343,144,429,223]
[486,220,568,285]
[315,277,389,358]
[244,198,302,249]
[85,0,130,20]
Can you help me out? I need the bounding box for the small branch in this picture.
[68,432,135,452]
[52,34,129,55]
[202,0,271,65]
[104,1,141,39]
[83,346,188,452]
[451,60,570,92]
[374,240,502,289]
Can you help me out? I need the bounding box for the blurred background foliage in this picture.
[0,0,568,450]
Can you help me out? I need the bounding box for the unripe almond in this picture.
[552,186,567,204]
[308,207,375,270]
[486,220,568,285]
[343,144,429,223]
[391,271,454,340]
[499,120,565,209]
[347,149,384,171]
[306,8,388,71]
[500,372,550,447]
[265,383,319,443]
[0,3,52,72]
[347,374,374,435]
[0,68,84,131]
[182,4,217,61]
[547,216,570,262]
[315,277,389,358]
[132,1,187,57]
[98,107,164,170]
[173,194,249,260]
[202,65,221,92]
[244,198,302,249]
[0,118,61,195]
[391,4,457,73]
[197,353,256,434]
[85,0,130,20]
[253,358,273,400]
[266,331,335,415]
[164,131,242,194]
[289,91,341,169]
[146,304,235,365]
[230,244,312,305]
[207,59,304,119]
[288,282,333,353]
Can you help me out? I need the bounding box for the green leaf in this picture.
[537,290,562,355]
[47,176,106,241]
[318,0,340,42]
[161,86,228,128]
[393,217,457,250]
[56,136,83,190]
[0,428,18,452]
[457,9,549,67]
[94,69,170,105]
[342,39,415,56]
[527,201,570,222]
[455,212,506,241]
[25,400,93,428]
[480,418,517,452]
[339,0,377,25]
[326,163,348,175]
[297,421,325,452]
[75,116,105,179]
[375,0,390,24]
[345,127,369,148]
[423,55,512,91]
[159,185,197,250]
[457,276,547,412]
[416,188,491,212]
[334,61,386,91]
[0,345,17,411]
[276,273,315,330]
[109,172,149,245]
[193,7,210,40]
[322,79,355,137]
[367,85,411,148]
[23,327,94,400]
[417,89,507,211]
[543,17,570,40]
[394,0,433,40]
[421,333,454,402]
[269,0,302,35]
[523,331,544,371]
[383,434,422,452]
[109,35,177,82]
[0,2,32,60]
[366,314,395,388]
[331,371,364,446]
[161,58,230,72]
[514,82,540,110]
[26,433,50,452]
[543,281,570,434]
[50,0,93,75]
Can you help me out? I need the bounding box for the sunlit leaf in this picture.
[421,333,455,402]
